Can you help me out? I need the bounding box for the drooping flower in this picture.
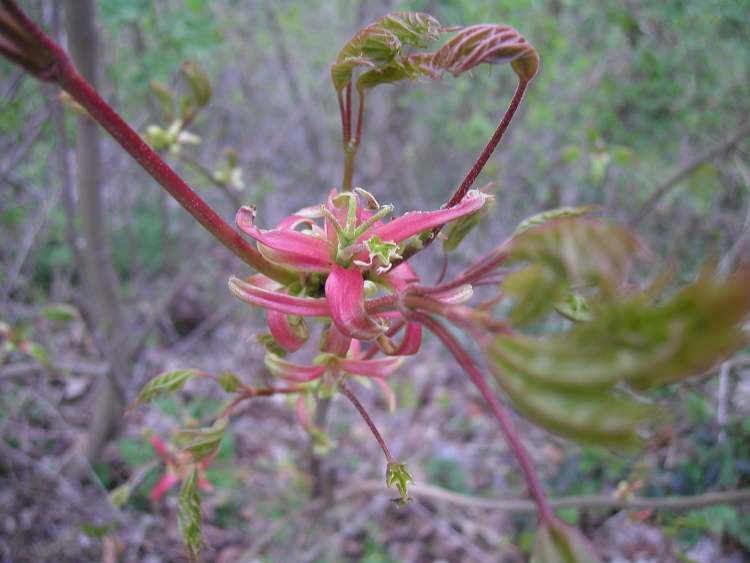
[229,188,487,343]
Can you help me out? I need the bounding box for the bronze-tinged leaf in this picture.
[491,270,750,391]
[431,24,539,82]
[331,11,441,92]
[486,347,656,448]
[501,264,566,326]
[506,219,640,296]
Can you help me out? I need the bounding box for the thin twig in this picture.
[632,121,750,224]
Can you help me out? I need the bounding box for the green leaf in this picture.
[531,520,601,563]
[179,416,228,462]
[133,369,199,408]
[180,61,211,107]
[109,484,131,508]
[257,333,287,357]
[178,465,204,559]
[507,219,638,296]
[491,270,750,390]
[512,205,600,237]
[218,372,241,393]
[555,293,592,322]
[40,304,79,323]
[501,264,566,326]
[26,341,53,369]
[386,461,414,505]
[442,194,490,251]
[485,348,654,448]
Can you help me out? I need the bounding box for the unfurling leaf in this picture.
[486,348,655,448]
[506,219,639,296]
[531,520,601,563]
[178,466,204,559]
[386,461,414,505]
[133,369,199,408]
[40,304,80,323]
[331,12,441,92]
[493,270,750,390]
[501,263,565,326]
[431,24,539,82]
[179,416,227,462]
[513,205,600,237]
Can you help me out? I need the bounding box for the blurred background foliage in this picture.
[1,0,749,561]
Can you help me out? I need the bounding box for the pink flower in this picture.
[229,189,487,342]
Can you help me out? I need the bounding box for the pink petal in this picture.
[366,191,487,243]
[267,310,309,353]
[432,284,474,304]
[229,276,329,317]
[391,322,422,356]
[340,356,403,378]
[265,354,326,382]
[321,325,352,356]
[236,206,332,271]
[325,265,387,340]
[149,472,179,503]
[382,262,420,292]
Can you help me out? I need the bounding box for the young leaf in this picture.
[218,372,241,393]
[491,270,750,390]
[431,24,539,82]
[506,219,639,296]
[513,205,599,237]
[180,61,211,108]
[133,369,199,408]
[180,416,228,462]
[331,12,441,92]
[40,304,80,323]
[178,465,204,559]
[109,484,131,509]
[386,461,414,505]
[485,348,655,448]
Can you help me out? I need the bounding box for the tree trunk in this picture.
[64,0,130,467]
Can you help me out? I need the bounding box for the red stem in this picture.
[338,381,394,464]
[354,90,365,147]
[397,79,528,265]
[447,80,528,208]
[410,311,554,523]
[0,0,294,284]
[344,82,352,144]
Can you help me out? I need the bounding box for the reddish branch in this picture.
[0,0,294,284]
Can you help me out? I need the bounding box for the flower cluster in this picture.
[228,186,487,358]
